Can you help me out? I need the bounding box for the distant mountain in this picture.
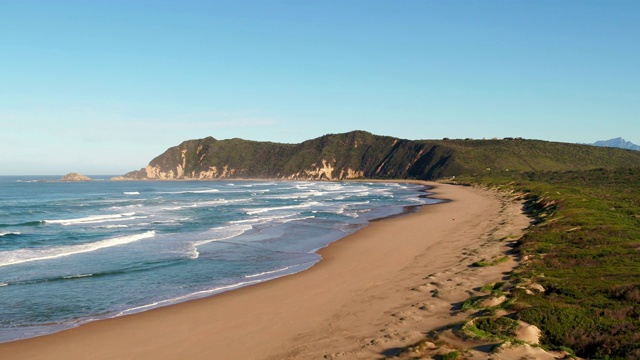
[113,131,640,181]
[592,138,640,151]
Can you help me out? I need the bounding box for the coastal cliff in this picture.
[113,131,640,181]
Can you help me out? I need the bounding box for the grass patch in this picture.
[461,316,519,342]
[480,281,506,295]
[480,281,507,297]
[460,295,486,312]
[440,350,460,360]
[473,255,509,267]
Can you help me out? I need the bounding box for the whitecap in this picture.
[44,212,140,226]
[162,199,244,211]
[262,194,308,200]
[188,225,252,259]
[63,274,93,279]
[229,214,295,224]
[0,231,156,267]
[158,189,220,194]
[245,201,320,215]
[278,215,315,223]
[123,191,140,195]
[0,231,21,237]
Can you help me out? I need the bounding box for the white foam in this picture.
[230,214,315,226]
[229,214,294,224]
[0,231,156,268]
[0,232,21,237]
[188,225,253,259]
[278,216,315,223]
[111,204,144,209]
[245,201,320,215]
[162,199,244,211]
[263,194,308,200]
[195,199,236,207]
[44,212,138,226]
[244,266,293,278]
[63,273,93,279]
[161,205,195,211]
[159,189,220,194]
[116,279,263,317]
[123,191,140,195]
[152,219,178,224]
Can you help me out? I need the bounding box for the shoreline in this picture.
[0,181,530,359]
[0,179,432,344]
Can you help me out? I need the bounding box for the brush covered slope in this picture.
[114,131,640,180]
[458,168,640,359]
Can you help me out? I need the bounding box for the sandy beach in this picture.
[0,182,531,360]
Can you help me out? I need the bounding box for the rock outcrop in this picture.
[61,173,92,181]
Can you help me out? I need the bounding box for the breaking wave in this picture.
[44,212,139,226]
[0,231,156,268]
[188,225,253,259]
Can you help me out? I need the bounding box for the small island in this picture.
[60,172,92,181]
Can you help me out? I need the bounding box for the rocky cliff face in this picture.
[113,131,640,181]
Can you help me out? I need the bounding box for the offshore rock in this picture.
[60,173,92,181]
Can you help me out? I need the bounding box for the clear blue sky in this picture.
[1,1,638,175]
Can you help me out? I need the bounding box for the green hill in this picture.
[113,131,640,180]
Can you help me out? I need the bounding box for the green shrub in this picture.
[474,316,518,338]
[460,295,486,312]
[473,255,509,267]
[440,350,460,360]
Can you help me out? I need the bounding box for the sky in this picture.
[1,1,638,175]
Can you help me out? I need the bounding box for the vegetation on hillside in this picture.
[459,168,640,359]
[118,131,640,180]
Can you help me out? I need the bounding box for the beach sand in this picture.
[0,182,531,360]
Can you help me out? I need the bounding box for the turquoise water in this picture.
[0,176,438,342]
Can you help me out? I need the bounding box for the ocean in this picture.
[0,176,438,342]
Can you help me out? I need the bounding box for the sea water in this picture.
[0,176,439,342]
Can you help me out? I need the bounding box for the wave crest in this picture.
[0,231,21,237]
[0,231,156,268]
[44,212,139,226]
